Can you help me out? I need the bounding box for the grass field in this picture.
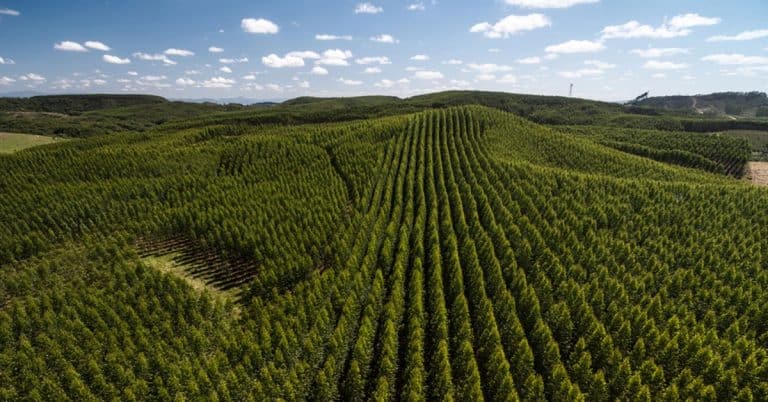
[0,132,64,153]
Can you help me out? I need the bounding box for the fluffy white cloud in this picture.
[243,74,257,80]
[209,46,224,53]
[558,68,604,78]
[19,73,45,82]
[54,41,88,52]
[176,77,195,86]
[266,84,283,91]
[220,57,249,64]
[0,57,14,65]
[202,76,235,88]
[356,56,391,65]
[643,60,688,70]
[442,59,463,65]
[545,39,605,54]
[338,77,363,85]
[504,0,597,8]
[517,56,541,64]
[315,34,353,41]
[470,14,550,38]
[355,3,383,14]
[497,74,518,83]
[262,53,305,68]
[466,63,514,73]
[317,49,354,66]
[0,76,16,85]
[241,18,279,34]
[142,75,166,81]
[133,52,177,65]
[220,66,232,73]
[127,71,138,76]
[601,14,719,40]
[413,70,443,80]
[701,54,768,65]
[374,78,409,88]
[584,60,615,69]
[370,34,399,44]
[0,8,19,16]
[93,79,107,85]
[165,48,194,57]
[311,66,329,75]
[103,54,131,64]
[286,51,320,59]
[708,29,768,42]
[364,67,382,74]
[629,48,688,58]
[411,54,430,61]
[85,41,111,51]
[407,3,426,11]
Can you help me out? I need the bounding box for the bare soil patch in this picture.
[745,162,768,186]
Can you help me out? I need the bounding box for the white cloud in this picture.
[584,60,615,69]
[176,77,196,86]
[315,34,353,41]
[374,78,410,88]
[127,71,138,76]
[414,70,444,80]
[668,13,720,30]
[142,75,166,81]
[54,41,88,52]
[701,54,768,65]
[708,29,768,42]
[442,59,463,65]
[310,66,329,75]
[266,84,282,92]
[85,41,111,51]
[298,80,310,88]
[476,74,496,81]
[652,73,666,78]
[470,14,551,38]
[103,54,131,64]
[356,56,391,65]
[202,76,236,88]
[411,54,430,61]
[370,34,399,44]
[0,76,16,85]
[629,48,688,58]
[318,49,354,66]
[488,48,501,53]
[364,67,382,74]
[209,46,224,53]
[133,52,177,65]
[601,14,719,40]
[338,77,363,85]
[407,3,426,11]
[243,74,257,80]
[545,39,605,54]
[0,57,14,65]
[262,53,305,68]
[497,74,517,83]
[504,0,598,8]
[165,48,194,57]
[93,79,107,85]
[355,3,383,14]
[558,68,604,78]
[0,8,19,16]
[466,63,514,73]
[643,60,688,70]
[19,73,45,82]
[286,51,320,59]
[517,56,541,64]
[405,66,425,71]
[220,57,249,64]
[220,66,233,73]
[241,18,279,34]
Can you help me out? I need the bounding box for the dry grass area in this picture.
[0,132,64,154]
[746,162,768,186]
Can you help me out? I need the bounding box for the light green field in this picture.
[0,132,64,154]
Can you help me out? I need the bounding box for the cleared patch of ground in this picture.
[746,162,768,186]
[0,132,64,154]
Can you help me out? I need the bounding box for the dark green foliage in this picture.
[1,103,767,401]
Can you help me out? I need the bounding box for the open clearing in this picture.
[746,161,768,186]
[0,132,64,154]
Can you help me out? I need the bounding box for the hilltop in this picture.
[636,91,768,118]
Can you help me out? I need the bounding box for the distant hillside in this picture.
[637,91,768,118]
[0,94,167,115]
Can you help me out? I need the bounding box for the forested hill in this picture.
[0,94,167,115]
[637,92,768,118]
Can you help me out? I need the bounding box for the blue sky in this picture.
[0,0,767,101]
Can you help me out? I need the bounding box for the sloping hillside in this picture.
[637,92,768,118]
